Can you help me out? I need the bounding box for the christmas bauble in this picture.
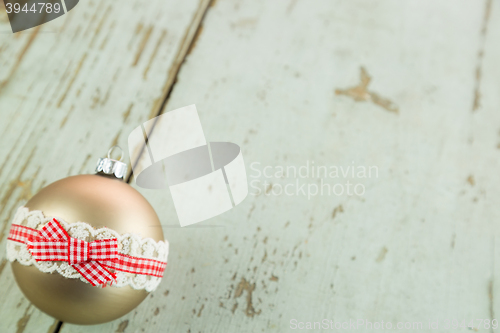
[8,149,166,325]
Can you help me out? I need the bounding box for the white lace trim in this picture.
[6,207,168,292]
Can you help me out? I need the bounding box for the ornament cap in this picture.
[95,146,128,180]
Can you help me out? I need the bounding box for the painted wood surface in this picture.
[62,0,500,332]
[2,0,500,333]
[0,0,208,331]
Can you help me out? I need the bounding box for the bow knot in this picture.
[67,237,118,264]
[27,218,118,286]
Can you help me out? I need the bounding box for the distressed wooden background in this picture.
[1,0,500,332]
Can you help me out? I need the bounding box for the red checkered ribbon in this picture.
[8,219,167,287]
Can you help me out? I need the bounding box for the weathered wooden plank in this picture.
[0,0,207,331]
[60,0,500,332]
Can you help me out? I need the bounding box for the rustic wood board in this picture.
[0,0,207,331]
[60,0,500,332]
[1,0,499,332]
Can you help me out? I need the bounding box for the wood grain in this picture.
[60,0,500,332]
[0,0,205,331]
[2,0,500,332]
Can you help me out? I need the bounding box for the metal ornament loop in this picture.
[107,145,124,161]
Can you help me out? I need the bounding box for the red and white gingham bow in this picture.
[26,219,118,286]
[8,219,167,287]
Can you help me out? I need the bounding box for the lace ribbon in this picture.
[6,207,169,292]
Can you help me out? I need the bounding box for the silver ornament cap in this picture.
[95,146,128,180]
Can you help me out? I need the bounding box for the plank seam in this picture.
[125,0,214,184]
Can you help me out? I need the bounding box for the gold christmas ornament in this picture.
[7,147,168,325]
